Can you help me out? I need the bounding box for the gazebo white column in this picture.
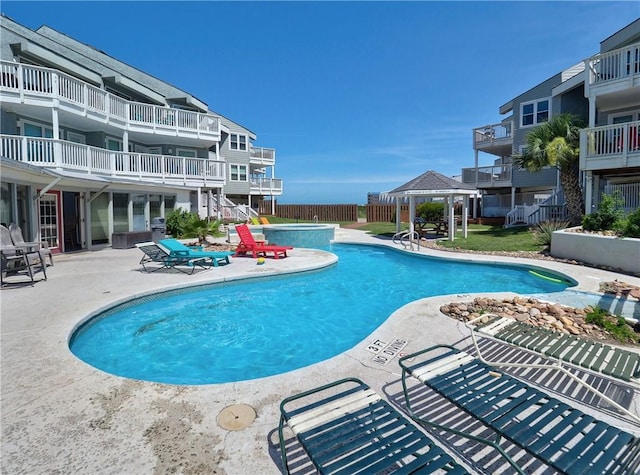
[447,194,455,242]
[408,196,416,239]
[462,195,469,238]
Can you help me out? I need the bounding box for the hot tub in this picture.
[262,224,336,248]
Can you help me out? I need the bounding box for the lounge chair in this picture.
[158,238,233,267]
[399,344,640,475]
[9,223,53,266]
[1,224,47,286]
[469,314,640,386]
[234,224,292,259]
[278,377,469,474]
[250,217,260,225]
[259,216,271,225]
[135,242,210,274]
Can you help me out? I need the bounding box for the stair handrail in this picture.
[392,230,420,251]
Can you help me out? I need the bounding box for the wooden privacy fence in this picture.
[259,202,358,222]
[366,204,409,223]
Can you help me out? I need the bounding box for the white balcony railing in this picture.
[580,121,640,168]
[473,122,512,147]
[0,134,225,185]
[0,61,220,137]
[461,164,511,187]
[587,42,640,85]
[250,177,283,195]
[250,146,276,166]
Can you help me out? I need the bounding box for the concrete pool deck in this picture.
[1,228,639,474]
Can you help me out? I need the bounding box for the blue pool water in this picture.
[70,243,573,385]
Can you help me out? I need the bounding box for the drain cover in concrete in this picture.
[217,404,256,431]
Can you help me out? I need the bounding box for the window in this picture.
[230,133,247,151]
[176,148,196,158]
[229,164,247,181]
[113,193,129,232]
[66,131,86,144]
[521,99,550,127]
[106,137,122,151]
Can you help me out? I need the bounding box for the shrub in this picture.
[166,209,199,237]
[165,210,223,240]
[620,208,640,238]
[183,218,223,242]
[529,220,570,248]
[584,306,639,344]
[582,192,625,232]
[416,202,445,221]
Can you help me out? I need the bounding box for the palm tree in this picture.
[512,113,585,225]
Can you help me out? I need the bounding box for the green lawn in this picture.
[359,222,544,253]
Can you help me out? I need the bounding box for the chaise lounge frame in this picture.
[465,314,640,422]
[278,377,469,474]
[469,314,640,385]
[399,344,640,475]
[158,238,233,267]
[135,242,211,274]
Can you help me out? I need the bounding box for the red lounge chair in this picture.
[234,224,292,259]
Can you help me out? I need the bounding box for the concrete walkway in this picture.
[1,228,639,474]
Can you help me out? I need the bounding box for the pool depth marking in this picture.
[365,338,408,365]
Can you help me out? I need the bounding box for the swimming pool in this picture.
[69,243,573,385]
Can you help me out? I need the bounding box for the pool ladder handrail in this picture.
[392,230,420,251]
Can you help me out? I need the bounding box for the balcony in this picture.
[473,121,512,157]
[0,61,221,143]
[580,121,640,171]
[461,164,512,188]
[0,134,225,187]
[250,177,283,195]
[586,42,640,101]
[250,146,276,166]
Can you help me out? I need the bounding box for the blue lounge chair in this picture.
[399,345,640,475]
[158,238,233,267]
[135,242,209,274]
[279,377,469,474]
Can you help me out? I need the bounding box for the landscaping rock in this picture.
[440,296,639,347]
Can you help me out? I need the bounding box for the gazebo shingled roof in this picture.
[388,170,477,195]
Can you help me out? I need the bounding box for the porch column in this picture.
[584,172,594,214]
[122,130,129,156]
[511,187,516,209]
[395,199,401,233]
[51,107,62,170]
[588,97,596,128]
[107,192,114,241]
[474,149,479,187]
[216,189,222,219]
[84,193,92,250]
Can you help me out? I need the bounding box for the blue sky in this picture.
[2,2,639,204]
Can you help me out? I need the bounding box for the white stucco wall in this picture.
[551,228,640,275]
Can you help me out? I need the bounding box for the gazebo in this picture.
[381,170,479,242]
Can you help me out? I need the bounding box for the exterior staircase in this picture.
[504,190,568,227]
[208,195,258,222]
